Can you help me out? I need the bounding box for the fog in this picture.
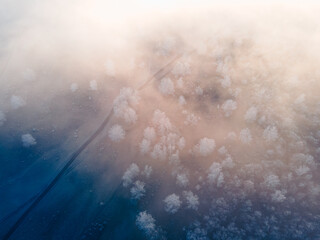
[1,1,320,239]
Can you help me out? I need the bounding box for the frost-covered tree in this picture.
[221,156,235,169]
[176,173,189,187]
[0,110,6,126]
[143,165,152,178]
[245,106,258,123]
[239,128,252,144]
[144,127,156,141]
[130,180,146,200]
[195,138,215,157]
[184,113,200,126]
[164,194,181,214]
[152,109,172,134]
[183,191,199,210]
[104,59,115,76]
[177,78,184,89]
[70,83,78,92]
[122,163,140,187]
[186,223,208,240]
[221,99,237,117]
[177,137,186,150]
[207,162,224,187]
[218,146,227,155]
[159,77,175,95]
[113,88,140,124]
[108,124,125,142]
[179,95,186,105]
[21,134,36,147]
[89,80,98,91]
[151,143,167,160]
[136,211,157,237]
[220,76,231,88]
[140,139,151,154]
[172,61,191,77]
[262,174,280,190]
[11,95,26,109]
[271,190,286,202]
[263,125,278,142]
[22,68,35,81]
[156,37,176,56]
[195,86,203,96]
[295,165,310,176]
